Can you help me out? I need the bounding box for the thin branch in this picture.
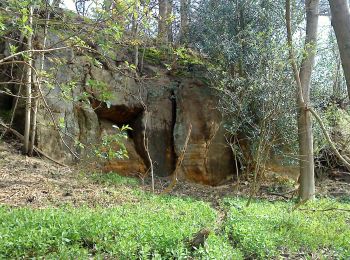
[298,207,350,212]
[0,46,72,64]
[0,121,68,167]
[0,90,40,98]
[285,0,305,105]
[308,107,350,171]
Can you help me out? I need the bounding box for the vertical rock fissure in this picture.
[170,86,178,171]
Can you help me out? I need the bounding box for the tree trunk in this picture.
[180,0,190,44]
[286,0,319,200]
[158,0,168,43]
[23,5,33,155]
[167,0,173,43]
[328,0,350,99]
[29,2,50,155]
[132,1,139,68]
[298,0,320,200]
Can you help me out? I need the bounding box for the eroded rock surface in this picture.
[0,43,235,185]
[174,80,235,185]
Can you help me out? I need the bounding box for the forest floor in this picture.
[1,140,349,208]
[1,140,350,259]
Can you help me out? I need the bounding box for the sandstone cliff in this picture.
[0,38,236,186]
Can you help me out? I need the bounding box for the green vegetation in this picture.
[0,196,216,259]
[89,171,140,187]
[223,198,350,259]
[93,125,131,161]
[1,1,350,259]
[142,46,205,73]
[142,47,166,65]
[194,233,245,260]
[0,173,349,260]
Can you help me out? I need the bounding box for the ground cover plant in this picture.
[89,171,140,187]
[0,195,216,259]
[223,198,350,259]
[1,170,349,259]
[1,0,350,259]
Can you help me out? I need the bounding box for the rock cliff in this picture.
[0,41,236,185]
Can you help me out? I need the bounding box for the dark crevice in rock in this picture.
[0,59,18,112]
[170,86,179,171]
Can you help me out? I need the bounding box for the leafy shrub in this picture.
[93,125,131,161]
[142,46,204,72]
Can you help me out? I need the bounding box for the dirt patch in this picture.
[146,174,350,207]
[0,140,349,208]
[0,141,139,208]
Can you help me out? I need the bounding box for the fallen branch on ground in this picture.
[0,121,69,167]
[298,207,350,212]
[267,190,296,200]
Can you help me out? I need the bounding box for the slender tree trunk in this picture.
[332,58,342,97]
[29,1,50,155]
[286,0,319,200]
[298,0,319,200]
[180,0,190,44]
[23,5,33,155]
[29,80,38,156]
[158,0,172,43]
[328,0,350,99]
[132,1,139,68]
[167,0,173,43]
[158,0,168,43]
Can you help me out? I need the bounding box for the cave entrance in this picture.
[91,100,149,167]
[91,100,144,135]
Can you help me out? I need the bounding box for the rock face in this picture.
[174,80,235,185]
[0,44,236,186]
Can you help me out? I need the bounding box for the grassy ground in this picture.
[1,142,350,259]
[0,171,350,259]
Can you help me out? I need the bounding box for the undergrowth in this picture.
[0,173,349,259]
[223,198,350,259]
[89,171,140,187]
[0,197,216,259]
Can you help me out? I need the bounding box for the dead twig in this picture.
[267,192,292,200]
[0,121,69,167]
[308,107,350,171]
[298,207,350,212]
